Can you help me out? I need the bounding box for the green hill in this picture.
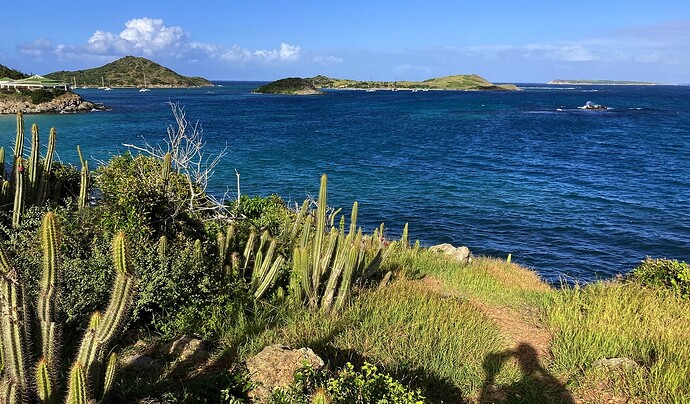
[45,56,212,88]
[0,64,29,80]
[312,74,519,91]
[253,78,324,95]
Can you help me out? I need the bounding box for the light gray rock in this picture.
[429,243,472,264]
[124,353,163,370]
[158,335,209,363]
[246,344,325,402]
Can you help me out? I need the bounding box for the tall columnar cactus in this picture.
[11,157,24,228]
[14,112,24,162]
[36,128,56,206]
[216,225,285,299]
[0,214,136,403]
[27,123,40,203]
[161,151,171,188]
[0,146,5,180]
[77,145,89,209]
[289,174,389,313]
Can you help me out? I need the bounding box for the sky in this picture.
[1,0,689,83]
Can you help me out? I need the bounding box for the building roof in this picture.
[13,74,66,85]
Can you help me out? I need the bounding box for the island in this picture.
[252,78,325,95]
[548,79,658,85]
[45,56,212,89]
[254,74,519,94]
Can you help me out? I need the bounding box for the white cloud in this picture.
[17,17,302,68]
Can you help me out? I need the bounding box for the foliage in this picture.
[629,257,690,298]
[29,89,55,104]
[228,194,290,237]
[271,362,425,404]
[0,63,29,80]
[95,152,206,240]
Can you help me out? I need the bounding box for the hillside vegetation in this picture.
[253,77,324,95]
[312,74,519,90]
[0,63,29,80]
[46,55,212,88]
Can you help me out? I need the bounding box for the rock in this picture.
[0,91,107,114]
[246,344,325,402]
[591,357,640,371]
[429,243,472,264]
[158,335,209,364]
[124,353,163,370]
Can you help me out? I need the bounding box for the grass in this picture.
[546,281,690,402]
[111,247,690,403]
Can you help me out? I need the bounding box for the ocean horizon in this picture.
[0,82,688,284]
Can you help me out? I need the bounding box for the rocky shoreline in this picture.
[0,92,108,114]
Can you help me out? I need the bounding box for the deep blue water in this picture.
[1,82,689,283]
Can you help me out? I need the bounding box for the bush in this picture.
[227,194,290,238]
[271,362,426,403]
[630,257,690,298]
[30,88,55,104]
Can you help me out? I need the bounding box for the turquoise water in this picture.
[1,83,689,283]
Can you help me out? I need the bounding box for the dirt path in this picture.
[417,276,582,403]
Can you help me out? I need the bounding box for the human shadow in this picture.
[479,343,574,404]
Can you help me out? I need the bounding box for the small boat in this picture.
[365,88,376,92]
[578,101,609,110]
[139,72,151,92]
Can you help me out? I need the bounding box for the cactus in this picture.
[13,112,24,170]
[161,151,171,187]
[77,145,88,209]
[401,222,409,249]
[11,157,24,227]
[0,181,9,207]
[36,128,56,206]
[215,225,285,299]
[28,123,40,203]
[0,214,136,403]
[0,147,5,180]
[507,253,512,264]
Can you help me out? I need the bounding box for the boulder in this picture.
[429,243,472,264]
[246,344,325,402]
[124,353,163,370]
[158,335,209,364]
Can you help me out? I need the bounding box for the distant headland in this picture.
[45,56,212,88]
[548,79,658,85]
[254,74,519,94]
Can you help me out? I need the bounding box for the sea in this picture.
[0,82,688,284]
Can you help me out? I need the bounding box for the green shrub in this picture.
[271,362,426,403]
[30,88,55,104]
[227,194,290,238]
[630,257,690,298]
[95,153,206,241]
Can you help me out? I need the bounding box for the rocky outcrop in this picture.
[0,92,107,114]
[429,243,472,264]
[246,344,325,401]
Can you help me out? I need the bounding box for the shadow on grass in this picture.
[480,343,574,404]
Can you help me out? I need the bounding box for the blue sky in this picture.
[1,0,689,83]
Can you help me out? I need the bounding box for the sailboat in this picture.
[100,76,112,91]
[139,72,151,92]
